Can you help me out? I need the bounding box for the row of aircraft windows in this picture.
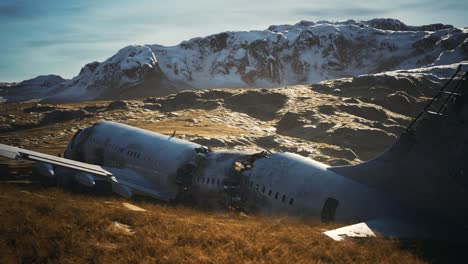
[89,136,101,144]
[88,137,167,170]
[127,150,141,159]
[197,177,221,186]
[89,136,148,162]
[197,176,294,205]
[245,178,294,205]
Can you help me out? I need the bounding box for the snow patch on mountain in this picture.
[150,19,467,90]
[383,60,468,78]
[43,45,177,102]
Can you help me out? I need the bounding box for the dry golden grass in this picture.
[0,182,425,264]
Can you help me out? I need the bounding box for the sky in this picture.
[0,0,467,82]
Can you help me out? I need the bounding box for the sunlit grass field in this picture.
[0,180,425,263]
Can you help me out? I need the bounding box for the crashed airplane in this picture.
[1,67,467,241]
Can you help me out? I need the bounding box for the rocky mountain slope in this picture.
[1,18,467,103]
[2,64,459,164]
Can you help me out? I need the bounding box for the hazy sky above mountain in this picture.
[0,0,466,82]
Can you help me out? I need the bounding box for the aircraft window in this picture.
[211,178,215,185]
[268,190,272,196]
[275,192,279,199]
[137,153,141,159]
[217,179,220,185]
[281,195,286,203]
[289,198,294,205]
[261,186,265,193]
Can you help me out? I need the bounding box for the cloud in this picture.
[396,0,466,11]
[295,6,390,18]
[0,1,37,20]
[0,0,88,21]
[23,33,125,48]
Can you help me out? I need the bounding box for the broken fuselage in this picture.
[63,121,401,222]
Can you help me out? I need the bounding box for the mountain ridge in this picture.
[1,18,467,103]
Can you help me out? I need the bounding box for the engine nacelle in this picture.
[112,182,133,198]
[35,162,54,178]
[74,172,96,187]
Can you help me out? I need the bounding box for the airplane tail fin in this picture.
[330,66,468,223]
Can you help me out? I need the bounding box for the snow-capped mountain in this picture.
[1,18,467,103]
[0,75,65,103]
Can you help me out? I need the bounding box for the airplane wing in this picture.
[0,143,173,201]
[0,143,112,177]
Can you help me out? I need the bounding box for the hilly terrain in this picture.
[1,66,467,263]
[1,65,458,163]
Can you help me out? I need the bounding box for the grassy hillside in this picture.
[0,180,424,263]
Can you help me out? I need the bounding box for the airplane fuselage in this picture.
[64,121,401,222]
